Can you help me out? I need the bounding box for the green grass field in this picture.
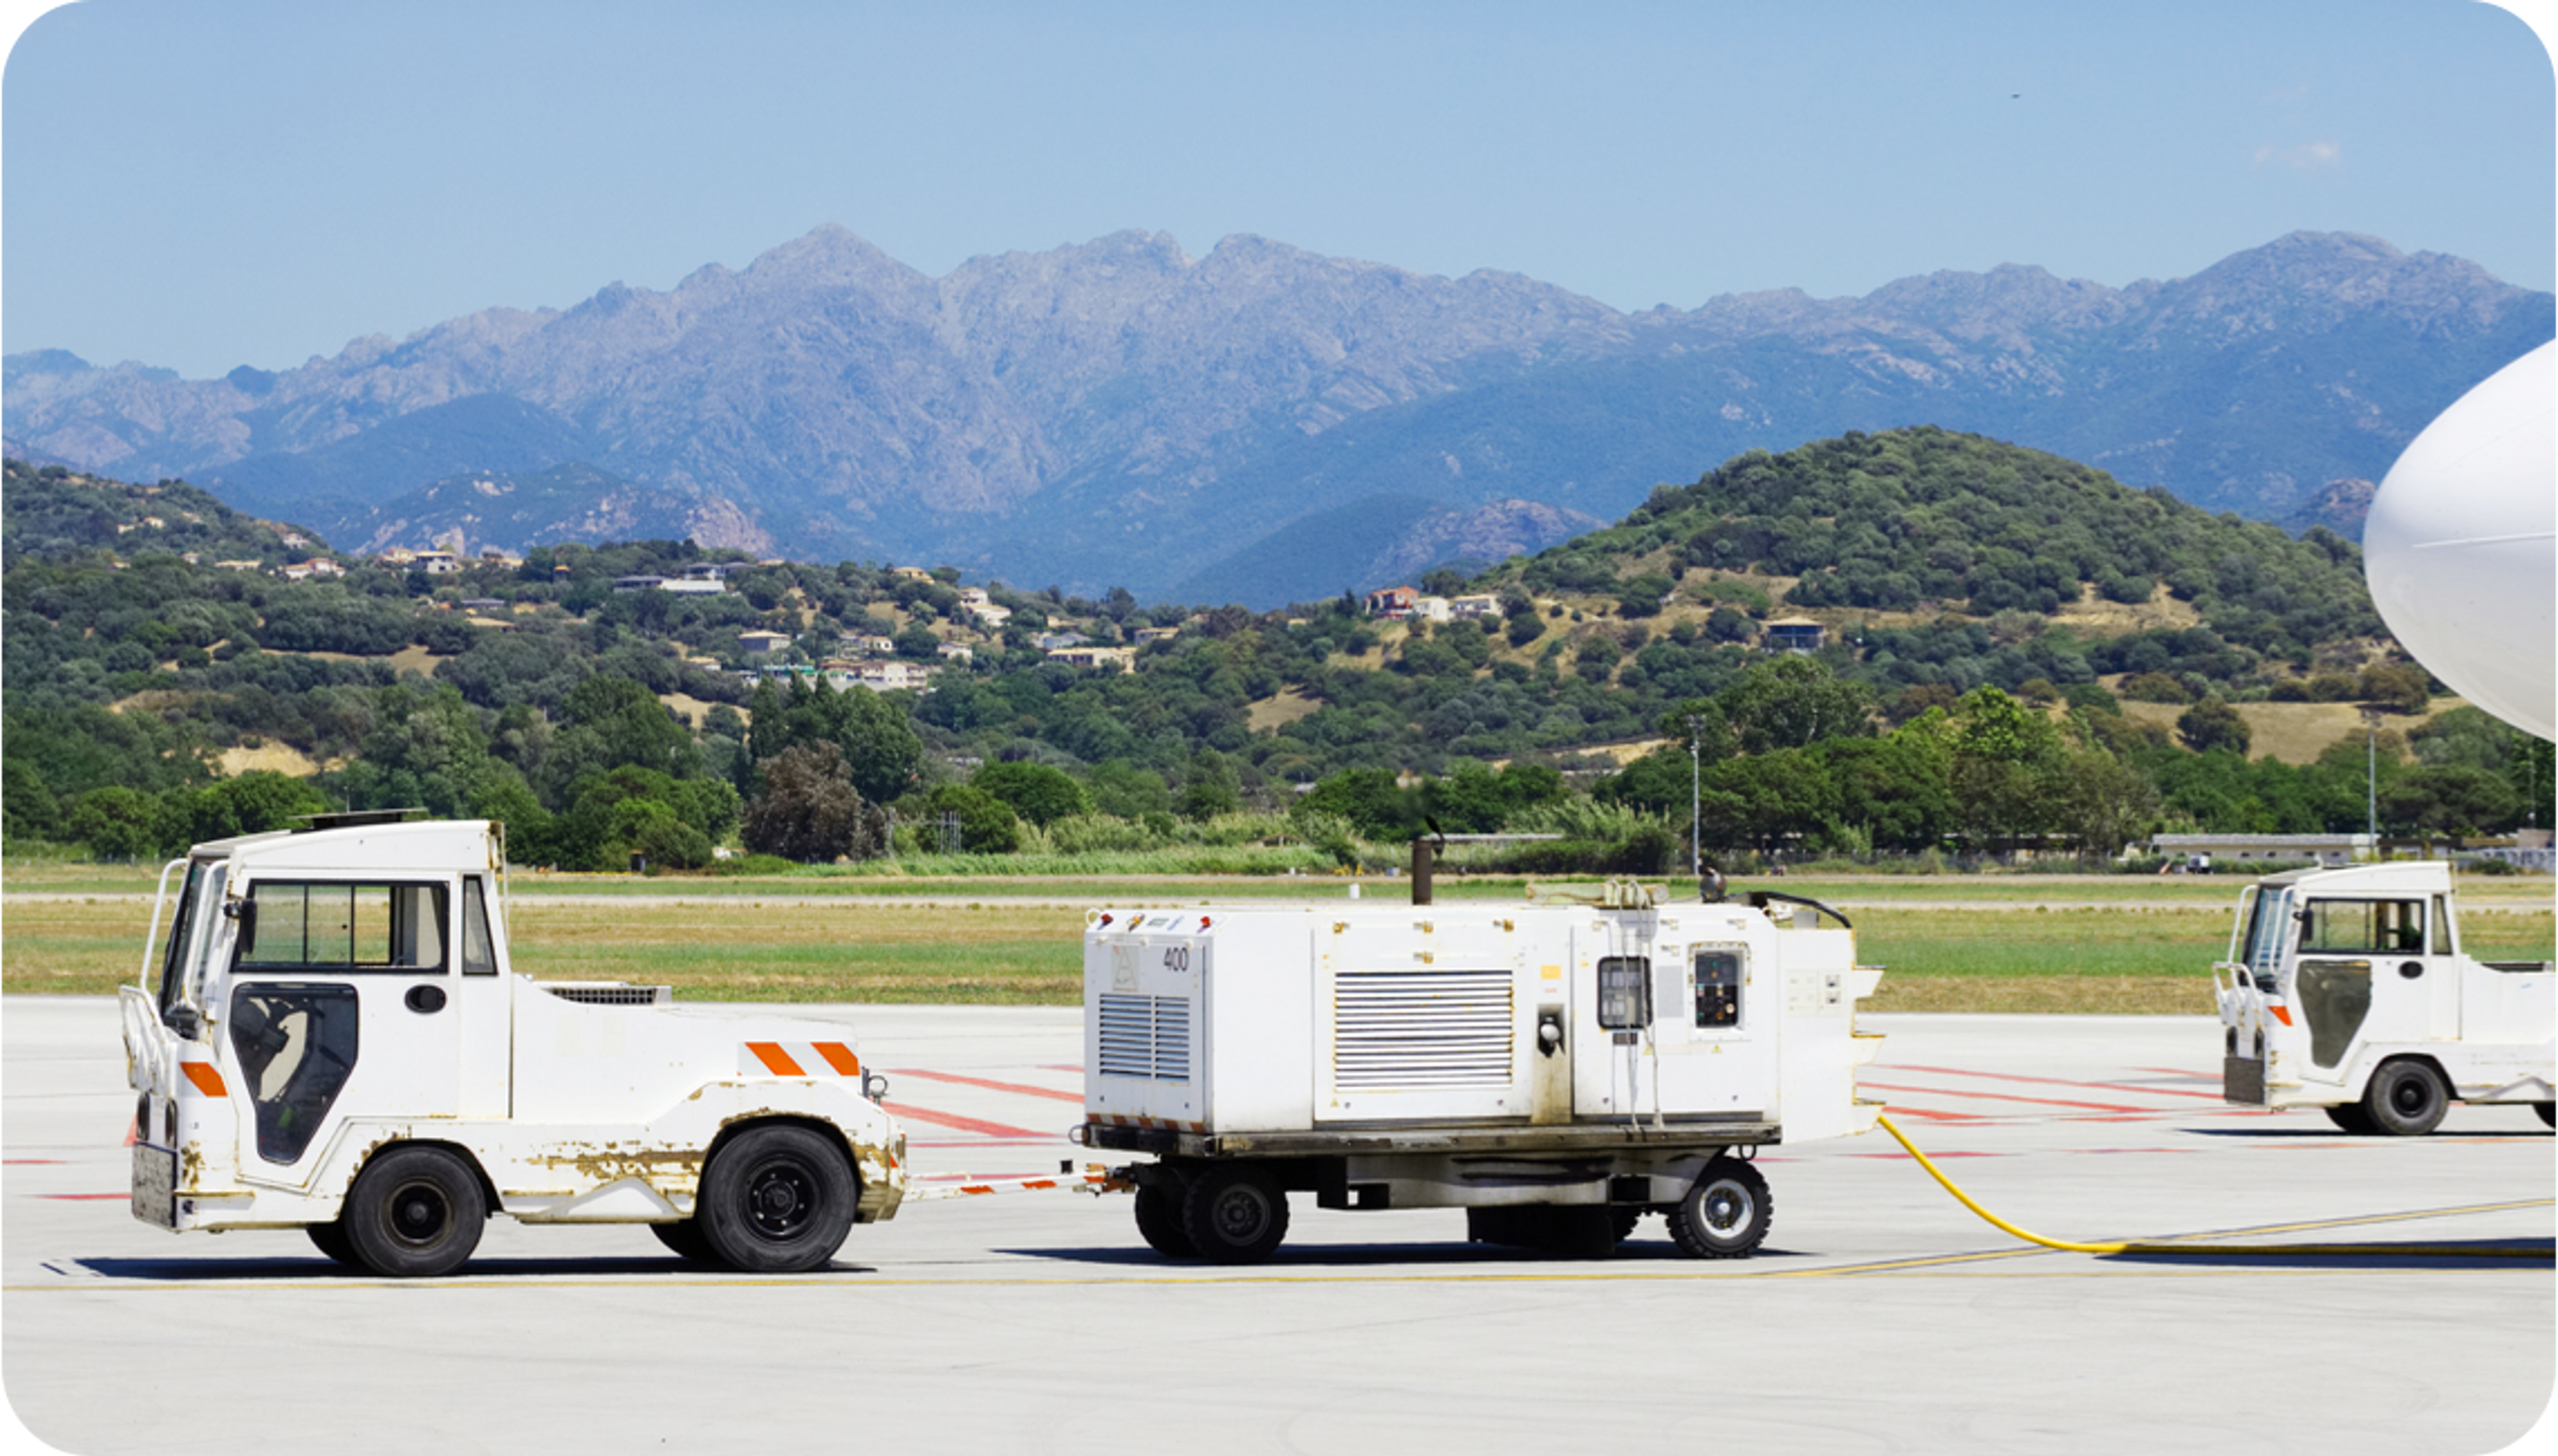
[15,885,2547,1011]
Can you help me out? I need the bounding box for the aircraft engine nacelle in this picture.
[2363,340,2555,742]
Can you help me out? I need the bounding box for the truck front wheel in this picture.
[699,1124,858,1273]
[1181,1164,1288,1265]
[2362,1058,2449,1136]
[1667,1158,1771,1259]
[342,1145,487,1278]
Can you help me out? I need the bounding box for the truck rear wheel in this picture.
[2536,1103,2553,1129]
[1667,1158,1771,1259]
[306,1218,362,1269]
[2362,1058,2449,1136]
[698,1124,858,1274]
[2324,1103,2377,1134]
[1181,1164,1288,1264]
[1134,1182,1197,1258]
[649,1218,715,1264]
[342,1144,487,1278]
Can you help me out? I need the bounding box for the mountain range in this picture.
[6,226,2548,606]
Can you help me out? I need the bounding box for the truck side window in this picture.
[1596,956,1651,1030]
[461,877,496,976]
[1693,950,1742,1028]
[2298,899,2424,956]
[240,881,450,974]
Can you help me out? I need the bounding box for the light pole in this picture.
[1687,713,1705,877]
[2363,705,2382,857]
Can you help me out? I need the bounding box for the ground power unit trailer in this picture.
[1074,881,1885,1263]
[2216,861,2554,1134]
[121,815,908,1277]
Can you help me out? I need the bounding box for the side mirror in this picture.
[222,897,256,947]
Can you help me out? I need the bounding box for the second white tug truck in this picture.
[1075,875,1885,1264]
[2216,860,2554,1134]
[120,814,907,1277]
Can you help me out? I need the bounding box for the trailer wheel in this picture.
[698,1124,858,1274]
[1134,1182,1196,1258]
[2323,1103,2377,1134]
[2362,1058,2449,1136]
[1609,1206,1644,1244]
[306,1218,362,1269]
[649,1218,715,1264]
[1181,1164,1288,1265]
[1667,1158,1771,1259]
[342,1144,487,1278]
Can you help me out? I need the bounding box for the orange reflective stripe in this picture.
[813,1042,861,1077]
[747,1042,804,1076]
[2268,1006,2294,1027]
[179,1062,227,1097]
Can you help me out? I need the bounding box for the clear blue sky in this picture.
[3,0,2551,380]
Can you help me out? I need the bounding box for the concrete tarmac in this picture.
[5,997,2549,1455]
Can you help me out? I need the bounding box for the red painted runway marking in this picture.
[2132,1067,2221,1083]
[1863,1080,2147,1114]
[879,1102,1045,1138]
[1849,1150,2003,1159]
[1878,1105,1985,1122]
[1896,1064,2224,1101]
[39,1194,129,1202]
[889,1068,1082,1104]
[3,1160,65,1166]
[123,1119,137,1147]
[1038,1064,1084,1074]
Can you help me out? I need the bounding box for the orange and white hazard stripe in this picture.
[905,1164,1132,1202]
[739,1040,863,1078]
[1085,1113,1204,1133]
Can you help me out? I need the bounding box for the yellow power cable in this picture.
[1875,1113,2553,1262]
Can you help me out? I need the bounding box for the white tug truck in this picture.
[119,814,907,1277]
[1074,877,1885,1264]
[2216,861,2555,1134]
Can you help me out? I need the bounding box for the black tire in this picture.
[1134,1182,1196,1258]
[649,1218,716,1264]
[1180,1164,1289,1265]
[1666,1158,1771,1259]
[341,1144,487,1278]
[1610,1206,1644,1244]
[306,1218,362,1269]
[698,1124,859,1274]
[2362,1058,2449,1137]
[2324,1102,2377,1134]
[2536,1103,2554,1130]
[1538,1206,1620,1260]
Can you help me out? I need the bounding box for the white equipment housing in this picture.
[1076,885,1883,1263]
[119,818,907,1277]
[2215,861,2555,1134]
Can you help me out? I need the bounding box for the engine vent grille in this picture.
[1097,993,1192,1081]
[541,983,672,1006]
[1333,970,1514,1089]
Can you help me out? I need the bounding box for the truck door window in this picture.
[228,983,359,1164]
[2240,888,2289,990]
[239,881,450,974]
[2431,895,2455,956]
[2298,899,2424,956]
[1596,957,1651,1030]
[1693,950,1743,1028]
[158,861,226,1017]
[461,877,496,976]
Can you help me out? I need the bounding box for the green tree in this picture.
[1715,656,1875,754]
[2175,698,2252,756]
[743,743,889,862]
[917,782,1020,853]
[973,761,1092,827]
[66,787,162,861]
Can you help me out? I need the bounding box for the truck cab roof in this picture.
[195,819,501,875]
[2254,861,2454,896]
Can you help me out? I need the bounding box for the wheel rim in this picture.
[1699,1179,1753,1238]
[386,1180,452,1248]
[1211,1186,1272,1245]
[743,1158,819,1242]
[2391,1078,2430,1117]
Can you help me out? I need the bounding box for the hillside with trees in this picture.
[5,430,2546,875]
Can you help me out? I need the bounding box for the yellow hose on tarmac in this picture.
[1875,1113,2553,1261]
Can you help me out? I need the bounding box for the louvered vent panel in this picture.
[1333,970,1514,1089]
[1097,993,1192,1082]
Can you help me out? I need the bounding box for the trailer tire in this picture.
[2362,1058,2449,1137]
[1667,1158,1771,1259]
[1181,1164,1288,1265]
[306,1218,362,1269]
[2323,1103,2377,1134]
[698,1124,859,1274]
[649,1218,715,1264]
[1134,1182,1196,1258]
[341,1144,486,1278]
[1610,1206,1644,1244]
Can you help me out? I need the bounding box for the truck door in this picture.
[224,876,464,1188]
[2292,895,2449,1081]
[1572,917,1658,1118]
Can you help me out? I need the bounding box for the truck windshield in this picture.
[157,859,228,1018]
[2240,887,2291,990]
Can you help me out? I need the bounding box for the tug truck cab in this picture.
[2216,861,2555,1134]
[1074,883,1885,1264]
[119,817,907,1277]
